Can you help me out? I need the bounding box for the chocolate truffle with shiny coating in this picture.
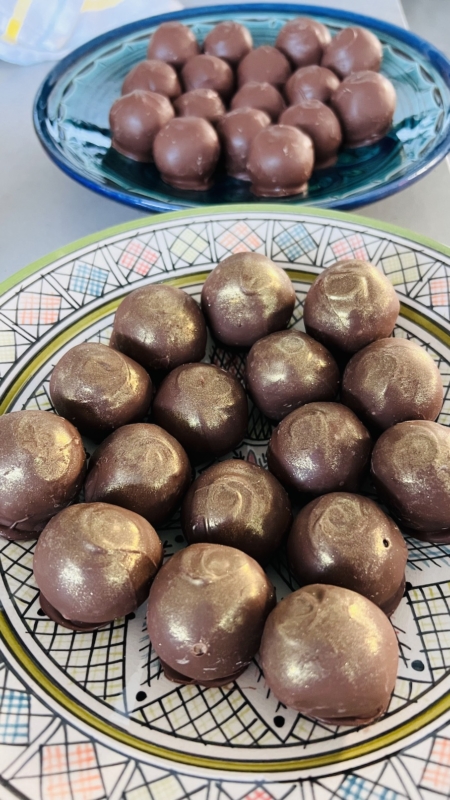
[112,284,206,372]
[331,70,396,148]
[203,21,253,66]
[230,81,285,121]
[218,108,271,180]
[285,64,340,104]
[152,363,248,459]
[247,124,314,197]
[181,54,234,100]
[267,402,372,495]
[147,543,275,685]
[276,17,331,67]
[174,88,225,125]
[260,584,398,725]
[322,26,383,78]
[303,260,400,354]
[246,330,339,421]
[181,460,291,563]
[147,22,200,68]
[342,338,444,431]
[109,90,174,162]
[122,59,181,99]
[85,424,191,527]
[371,420,450,543]
[238,45,291,89]
[34,503,163,630]
[154,117,220,190]
[287,493,407,615]
[201,252,296,347]
[50,343,152,439]
[280,100,342,168]
[0,411,86,541]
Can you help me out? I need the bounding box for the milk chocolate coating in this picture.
[154,117,220,190]
[246,330,339,421]
[230,81,286,121]
[203,21,253,66]
[303,260,400,354]
[285,65,340,104]
[275,17,331,68]
[147,22,200,69]
[322,26,383,78]
[174,88,225,125]
[152,363,248,459]
[34,503,163,629]
[371,420,450,542]
[280,100,342,168]
[0,411,86,541]
[218,108,271,180]
[238,45,291,89]
[49,343,152,439]
[247,124,314,197]
[109,90,174,162]
[201,252,296,347]
[268,402,372,495]
[112,284,207,372]
[85,423,191,527]
[181,460,291,563]
[181,54,234,100]
[260,584,399,725]
[287,493,407,615]
[331,70,396,148]
[147,543,275,685]
[342,338,444,431]
[122,59,181,99]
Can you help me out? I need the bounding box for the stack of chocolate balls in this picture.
[109,18,396,196]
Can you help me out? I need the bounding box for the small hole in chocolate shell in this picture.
[383,539,390,548]
[193,642,208,656]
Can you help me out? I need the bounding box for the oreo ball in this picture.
[230,81,285,121]
[181,53,234,100]
[322,26,383,78]
[285,64,340,104]
[122,59,181,99]
[331,70,396,148]
[174,88,225,125]
[154,116,220,190]
[238,45,291,89]
[203,21,253,66]
[109,90,174,162]
[276,17,331,67]
[147,22,200,69]
[280,100,342,168]
[218,108,271,180]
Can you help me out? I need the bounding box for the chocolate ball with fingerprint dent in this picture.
[285,64,340,104]
[174,88,226,125]
[218,108,271,180]
[181,54,234,100]
[280,100,342,168]
[109,90,174,162]
[154,117,220,190]
[203,21,253,66]
[238,45,291,89]
[321,26,383,78]
[331,70,396,148]
[121,59,181,99]
[147,22,200,69]
[247,124,314,198]
[230,81,286,121]
[276,17,331,68]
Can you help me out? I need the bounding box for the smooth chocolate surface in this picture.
[203,21,253,66]
[321,26,383,78]
[181,460,291,563]
[181,54,234,100]
[147,22,200,68]
[0,410,86,540]
[285,64,340,104]
[174,88,226,125]
[267,402,372,495]
[230,81,285,121]
[275,17,331,67]
[238,45,291,89]
[218,107,271,180]
[109,90,174,162]
[122,59,181,99]
[34,503,163,629]
[247,124,314,197]
[331,70,396,148]
[85,423,191,527]
[147,543,275,685]
[201,252,296,347]
[154,116,220,190]
[280,100,342,168]
[287,493,407,615]
[260,584,399,725]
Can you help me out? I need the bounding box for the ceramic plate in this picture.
[33,3,450,214]
[1,205,450,800]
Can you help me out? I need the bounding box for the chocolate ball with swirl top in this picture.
[230,81,285,121]
[203,21,253,66]
[280,100,342,168]
[109,90,174,162]
[285,64,340,104]
[122,59,181,99]
[276,17,331,68]
[238,45,291,89]
[147,22,200,69]
[174,88,225,125]
[154,117,220,190]
[218,108,271,180]
[247,124,314,198]
[321,26,383,78]
[331,70,396,148]
[181,54,234,100]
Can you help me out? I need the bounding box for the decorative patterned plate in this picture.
[1,205,450,800]
[33,3,450,214]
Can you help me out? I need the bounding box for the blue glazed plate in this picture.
[34,3,450,212]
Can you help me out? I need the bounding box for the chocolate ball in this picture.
[181,460,292,563]
[121,59,181,99]
[342,338,444,431]
[230,81,286,121]
[371,420,450,543]
[34,503,163,630]
[0,411,86,541]
[147,22,200,69]
[147,543,275,686]
[84,423,191,527]
[109,90,174,162]
[49,343,152,439]
[322,26,383,78]
[275,17,331,68]
[112,284,206,372]
[267,402,372,495]
[285,64,340,104]
[287,493,407,615]
[201,252,296,347]
[246,330,339,421]
[154,117,220,190]
[260,584,398,725]
[181,54,234,100]
[152,363,248,459]
[174,88,225,125]
[247,124,314,197]
[331,70,396,148]
[303,260,400,355]
[218,108,271,180]
[280,100,342,168]
[203,21,253,66]
[238,45,291,89]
